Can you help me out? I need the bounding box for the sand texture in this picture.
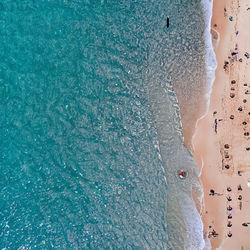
[192,0,250,249]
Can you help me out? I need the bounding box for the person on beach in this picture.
[227,196,232,201]
[227,205,232,211]
[238,195,242,200]
[223,61,229,71]
[227,232,232,238]
[211,230,218,237]
[227,187,232,192]
[209,189,222,196]
[208,230,218,238]
[238,185,242,191]
[214,119,218,133]
[224,7,227,16]
[224,151,229,159]
[209,189,215,195]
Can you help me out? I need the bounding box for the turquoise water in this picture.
[0,0,212,249]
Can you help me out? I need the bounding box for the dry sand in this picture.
[192,0,250,249]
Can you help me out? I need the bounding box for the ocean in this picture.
[0,0,216,249]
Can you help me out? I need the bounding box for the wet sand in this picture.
[192,0,250,249]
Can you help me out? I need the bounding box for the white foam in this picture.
[192,0,217,156]
[200,0,217,120]
[181,193,205,250]
[189,1,217,249]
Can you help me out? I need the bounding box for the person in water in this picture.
[178,170,187,179]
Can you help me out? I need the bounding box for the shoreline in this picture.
[191,0,250,249]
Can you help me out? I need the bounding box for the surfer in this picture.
[166,17,169,28]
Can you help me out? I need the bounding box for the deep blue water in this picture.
[0,0,210,249]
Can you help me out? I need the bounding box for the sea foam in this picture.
[200,0,217,122]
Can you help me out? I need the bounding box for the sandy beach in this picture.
[192,0,250,249]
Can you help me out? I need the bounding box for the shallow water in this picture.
[0,0,214,249]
